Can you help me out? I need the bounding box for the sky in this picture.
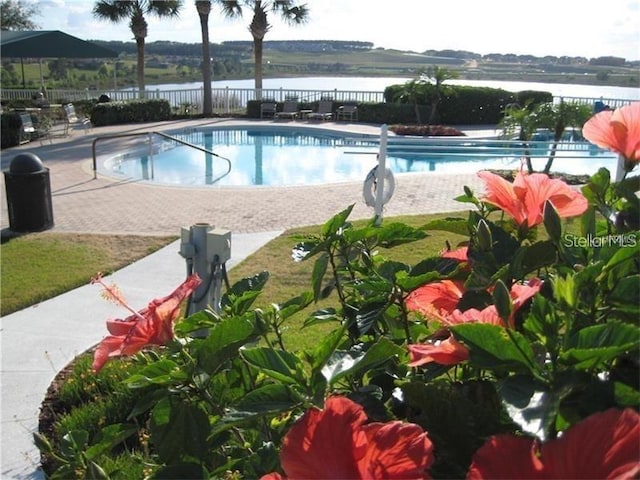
[25,0,640,61]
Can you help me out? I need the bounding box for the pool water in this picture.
[101,127,619,187]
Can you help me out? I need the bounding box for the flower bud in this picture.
[493,279,513,324]
[543,200,562,242]
[476,219,493,251]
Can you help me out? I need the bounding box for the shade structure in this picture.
[0,30,118,59]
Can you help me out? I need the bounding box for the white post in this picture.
[614,153,625,182]
[374,124,388,225]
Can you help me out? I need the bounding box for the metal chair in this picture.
[260,102,277,119]
[307,101,334,121]
[274,100,299,120]
[336,105,358,121]
[64,103,92,134]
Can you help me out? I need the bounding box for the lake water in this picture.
[143,76,639,101]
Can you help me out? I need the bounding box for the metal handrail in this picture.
[91,130,232,181]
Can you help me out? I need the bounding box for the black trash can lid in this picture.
[9,153,45,173]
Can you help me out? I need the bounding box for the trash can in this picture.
[4,153,54,232]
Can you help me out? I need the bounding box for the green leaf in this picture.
[196,317,255,373]
[598,242,640,281]
[509,241,557,279]
[321,204,354,237]
[345,221,427,247]
[303,307,340,328]
[310,326,345,372]
[312,252,329,301]
[150,397,209,464]
[221,271,269,312]
[85,423,138,459]
[607,275,640,314]
[241,347,303,384]
[125,358,185,388]
[322,338,404,384]
[499,375,557,440]
[560,322,640,369]
[614,381,640,406]
[452,323,537,373]
[277,292,314,320]
[232,384,300,417]
[153,463,207,480]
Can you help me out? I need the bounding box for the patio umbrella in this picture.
[0,30,119,89]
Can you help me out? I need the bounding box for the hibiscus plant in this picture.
[37,104,640,479]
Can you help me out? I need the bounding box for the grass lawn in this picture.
[0,211,466,342]
[0,232,177,316]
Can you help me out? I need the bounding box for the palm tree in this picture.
[196,1,212,115]
[422,66,458,124]
[219,1,309,91]
[93,0,182,96]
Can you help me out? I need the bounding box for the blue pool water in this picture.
[101,126,619,187]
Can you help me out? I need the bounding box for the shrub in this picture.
[1,112,22,149]
[90,99,171,126]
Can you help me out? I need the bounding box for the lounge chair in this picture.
[307,101,333,121]
[336,105,358,121]
[260,102,277,119]
[18,112,50,145]
[274,100,299,120]
[64,103,92,134]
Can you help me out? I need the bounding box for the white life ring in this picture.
[363,166,395,207]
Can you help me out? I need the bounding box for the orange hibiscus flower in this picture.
[261,396,434,480]
[582,102,640,172]
[408,333,469,367]
[406,278,541,328]
[477,170,588,228]
[92,274,201,372]
[405,280,465,322]
[467,408,640,479]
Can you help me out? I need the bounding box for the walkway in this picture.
[0,118,497,478]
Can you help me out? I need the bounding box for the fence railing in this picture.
[1,86,635,115]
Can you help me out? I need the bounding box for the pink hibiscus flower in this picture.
[408,333,469,367]
[477,170,588,228]
[582,102,640,171]
[92,274,201,372]
[467,408,640,479]
[261,396,434,479]
[406,278,542,328]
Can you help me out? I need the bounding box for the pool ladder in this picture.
[91,131,232,183]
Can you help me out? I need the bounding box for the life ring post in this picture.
[374,124,388,225]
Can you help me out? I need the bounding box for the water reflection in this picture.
[103,129,620,187]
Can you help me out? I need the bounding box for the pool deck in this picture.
[0,118,500,479]
[1,118,499,236]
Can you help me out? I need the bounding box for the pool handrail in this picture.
[91,130,232,181]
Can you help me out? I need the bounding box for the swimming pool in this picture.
[100,126,619,187]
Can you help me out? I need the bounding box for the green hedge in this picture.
[90,99,172,126]
[249,86,553,125]
[1,112,22,149]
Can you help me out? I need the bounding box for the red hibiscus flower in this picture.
[405,280,465,322]
[92,274,201,372]
[582,102,640,172]
[261,396,434,480]
[440,246,469,262]
[407,278,541,328]
[467,408,640,479]
[477,170,588,228]
[448,278,542,328]
[408,333,469,367]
